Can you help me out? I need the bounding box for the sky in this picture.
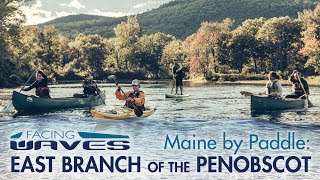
[20,0,173,25]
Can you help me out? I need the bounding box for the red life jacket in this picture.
[36,87,50,97]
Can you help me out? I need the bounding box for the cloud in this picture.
[20,0,77,25]
[89,9,133,17]
[54,11,76,18]
[60,0,86,10]
[20,0,55,25]
[23,9,55,25]
[19,0,170,25]
[133,1,162,9]
[33,0,43,8]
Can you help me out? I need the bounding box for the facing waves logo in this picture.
[10,131,130,151]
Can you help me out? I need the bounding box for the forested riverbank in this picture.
[1,1,320,88]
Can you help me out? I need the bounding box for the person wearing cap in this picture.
[172,62,184,95]
[115,79,145,109]
[82,74,101,97]
[21,69,50,98]
[285,70,310,99]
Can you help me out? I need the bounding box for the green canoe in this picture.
[12,91,105,113]
[251,95,308,111]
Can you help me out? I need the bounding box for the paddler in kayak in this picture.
[172,62,184,95]
[285,70,310,99]
[115,79,145,110]
[21,69,50,98]
[259,71,282,98]
[82,74,101,97]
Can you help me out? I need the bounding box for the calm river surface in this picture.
[0,82,319,179]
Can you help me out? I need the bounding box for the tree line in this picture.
[1,0,320,87]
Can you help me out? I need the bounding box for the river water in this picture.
[0,82,319,179]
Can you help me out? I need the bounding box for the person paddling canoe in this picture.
[115,79,145,110]
[21,69,50,98]
[259,71,282,98]
[172,62,184,95]
[82,74,101,97]
[285,70,310,99]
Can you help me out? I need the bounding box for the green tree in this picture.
[0,0,31,87]
[113,16,142,70]
[102,38,118,72]
[138,32,175,78]
[228,18,266,73]
[0,0,27,33]
[256,16,303,74]
[16,26,71,81]
[161,39,185,76]
[66,34,108,78]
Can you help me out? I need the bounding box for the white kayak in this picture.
[165,94,190,99]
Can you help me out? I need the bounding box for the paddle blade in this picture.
[107,75,116,81]
[240,91,253,97]
[1,101,13,113]
[134,107,143,117]
[308,99,314,108]
[10,75,23,85]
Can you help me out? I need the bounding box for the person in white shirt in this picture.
[259,71,282,98]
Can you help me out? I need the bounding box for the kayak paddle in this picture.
[107,75,143,117]
[297,76,314,108]
[1,69,38,113]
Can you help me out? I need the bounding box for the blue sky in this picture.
[20,0,173,25]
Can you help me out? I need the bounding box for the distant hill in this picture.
[44,14,106,24]
[41,0,319,39]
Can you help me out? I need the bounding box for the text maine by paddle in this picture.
[164,132,308,151]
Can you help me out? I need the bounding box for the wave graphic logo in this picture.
[10,131,130,151]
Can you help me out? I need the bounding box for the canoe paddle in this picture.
[240,91,254,97]
[1,69,38,113]
[107,75,143,117]
[92,81,106,105]
[297,76,314,108]
[9,75,23,85]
